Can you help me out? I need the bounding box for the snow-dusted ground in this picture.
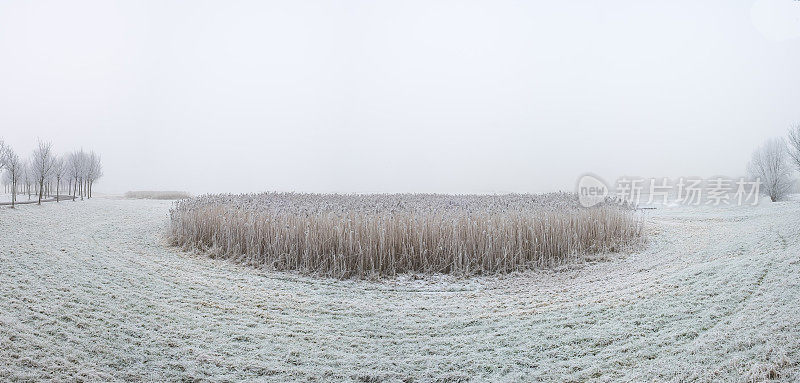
[0,198,798,382]
[0,193,77,204]
[0,193,30,203]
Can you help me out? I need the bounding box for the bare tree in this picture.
[0,139,6,172]
[68,151,80,199]
[31,140,55,205]
[68,150,87,200]
[22,160,34,199]
[747,138,794,202]
[0,139,8,196]
[1,141,102,207]
[1,170,10,195]
[3,148,22,207]
[788,124,800,173]
[52,156,67,202]
[86,151,102,199]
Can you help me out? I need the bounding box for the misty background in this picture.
[1,0,799,195]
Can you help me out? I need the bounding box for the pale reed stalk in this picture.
[169,193,643,278]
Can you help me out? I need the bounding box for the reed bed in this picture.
[169,193,643,278]
[125,191,192,200]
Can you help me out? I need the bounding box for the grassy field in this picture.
[1,198,798,381]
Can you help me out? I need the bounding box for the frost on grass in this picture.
[168,192,643,278]
[1,198,799,381]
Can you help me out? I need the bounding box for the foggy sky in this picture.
[1,0,799,195]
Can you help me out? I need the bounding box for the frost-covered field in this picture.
[0,193,33,203]
[1,198,798,381]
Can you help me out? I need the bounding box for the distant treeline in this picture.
[0,139,103,207]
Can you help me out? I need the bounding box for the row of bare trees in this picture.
[0,139,103,208]
[747,125,800,202]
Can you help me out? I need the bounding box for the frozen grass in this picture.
[0,193,51,203]
[124,191,191,200]
[168,193,643,278]
[1,198,799,381]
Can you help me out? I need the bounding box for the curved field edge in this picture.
[0,198,798,381]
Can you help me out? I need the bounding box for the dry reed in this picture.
[168,193,643,278]
[125,191,191,200]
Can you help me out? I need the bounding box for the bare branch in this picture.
[747,137,793,202]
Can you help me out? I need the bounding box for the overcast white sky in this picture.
[1,0,799,194]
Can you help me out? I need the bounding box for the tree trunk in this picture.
[38,179,43,205]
